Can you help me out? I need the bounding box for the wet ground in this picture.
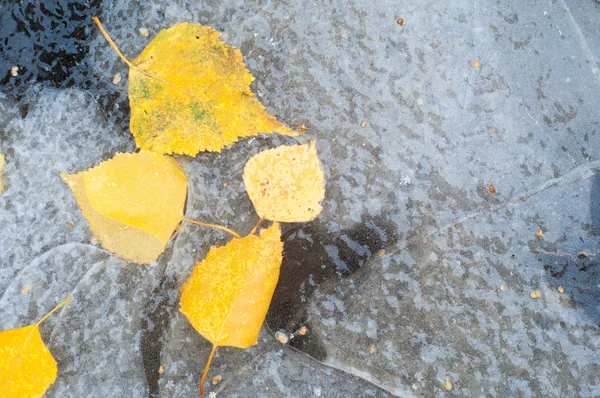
[1,0,600,396]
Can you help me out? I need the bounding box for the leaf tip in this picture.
[260,221,281,239]
[59,171,77,189]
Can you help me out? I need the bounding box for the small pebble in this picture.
[296,325,308,336]
[361,121,367,127]
[396,18,404,26]
[21,285,30,294]
[139,28,149,37]
[212,375,222,385]
[445,380,452,391]
[223,183,228,187]
[158,365,165,374]
[472,59,481,69]
[499,284,505,291]
[530,290,541,299]
[275,331,289,344]
[113,73,122,84]
[557,286,564,294]
[369,345,376,353]
[11,66,19,76]
[411,384,418,391]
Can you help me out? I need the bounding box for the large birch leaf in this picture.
[179,222,283,395]
[94,17,297,156]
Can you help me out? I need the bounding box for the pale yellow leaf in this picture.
[61,151,187,264]
[243,141,325,222]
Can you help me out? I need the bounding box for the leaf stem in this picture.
[182,218,241,239]
[37,296,71,326]
[249,216,265,236]
[92,16,133,67]
[200,344,217,396]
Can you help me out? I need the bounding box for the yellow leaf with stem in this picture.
[243,141,325,222]
[93,17,297,156]
[62,151,242,264]
[0,296,70,398]
[180,222,283,396]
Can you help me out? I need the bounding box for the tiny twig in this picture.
[92,17,133,67]
[182,218,241,239]
[531,249,600,259]
[37,296,71,325]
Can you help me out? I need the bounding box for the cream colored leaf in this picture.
[243,141,325,222]
[61,151,187,264]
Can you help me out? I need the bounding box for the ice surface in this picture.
[1,0,600,396]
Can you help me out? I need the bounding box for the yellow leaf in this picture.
[0,297,70,398]
[179,222,283,395]
[93,17,297,156]
[61,151,187,264]
[243,141,325,222]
